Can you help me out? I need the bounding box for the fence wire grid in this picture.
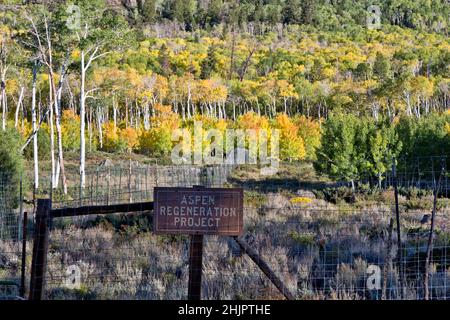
[1,157,450,300]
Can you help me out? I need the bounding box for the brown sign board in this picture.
[153,187,244,236]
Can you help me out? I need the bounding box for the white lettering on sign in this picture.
[180,195,215,206]
[154,187,244,236]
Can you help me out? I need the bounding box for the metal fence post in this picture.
[29,199,51,300]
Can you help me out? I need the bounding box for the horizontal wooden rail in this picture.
[51,202,154,218]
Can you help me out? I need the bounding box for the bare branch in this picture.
[20,106,50,152]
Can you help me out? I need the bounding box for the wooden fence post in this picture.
[424,165,444,300]
[188,235,204,300]
[29,199,51,300]
[233,236,295,300]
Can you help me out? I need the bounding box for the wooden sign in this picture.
[153,187,244,236]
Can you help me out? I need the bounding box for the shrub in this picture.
[313,187,355,204]
[398,187,433,199]
[288,231,315,246]
[294,115,321,160]
[102,122,121,153]
[101,122,139,154]
[290,197,313,205]
[396,113,450,168]
[23,128,51,161]
[121,127,139,153]
[275,113,306,162]
[61,110,81,151]
[315,113,400,187]
[138,127,172,157]
[0,128,24,209]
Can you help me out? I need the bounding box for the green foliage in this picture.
[130,0,450,34]
[315,114,401,184]
[62,111,81,152]
[158,44,171,77]
[398,187,433,199]
[0,129,24,209]
[373,52,392,81]
[396,113,450,159]
[200,44,219,79]
[138,127,172,157]
[315,113,359,183]
[23,129,51,161]
[140,0,158,23]
[288,231,315,246]
[313,187,356,204]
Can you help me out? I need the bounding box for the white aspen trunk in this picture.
[1,81,6,131]
[187,100,191,119]
[152,96,157,117]
[233,101,236,120]
[53,70,68,194]
[135,99,139,128]
[181,102,186,120]
[49,84,56,188]
[125,98,129,128]
[55,67,69,194]
[88,106,93,152]
[113,95,117,133]
[130,103,134,128]
[404,92,412,116]
[98,106,103,149]
[14,87,24,128]
[80,51,86,189]
[144,102,150,130]
[187,83,192,117]
[31,66,39,190]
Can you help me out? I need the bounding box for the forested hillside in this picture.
[0,0,449,195]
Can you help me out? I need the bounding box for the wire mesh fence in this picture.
[0,173,24,300]
[1,156,450,300]
[36,164,235,209]
[38,205,450,300]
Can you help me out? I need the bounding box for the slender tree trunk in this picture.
[14,86,24,128]
[88,105,93,152]
[1,75,6,131]
[424,167,444,300]
[125,98,129,128]
[49,83,56,188]
[31,64,39,191]
[52,57,69,194]
[382,218,394,300]
[113,95,117,133]
[80,51,86,190]
[98,106,103,149]
[229,29,236,80]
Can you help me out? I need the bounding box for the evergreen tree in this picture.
[158,43,171,77]
[315,113,359,188]
[373,52,392,81]
[301,0,315,25]
[282,0,302,24]
[141,0,158,23]
[200,45,219,79]
[207,0,223,26]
